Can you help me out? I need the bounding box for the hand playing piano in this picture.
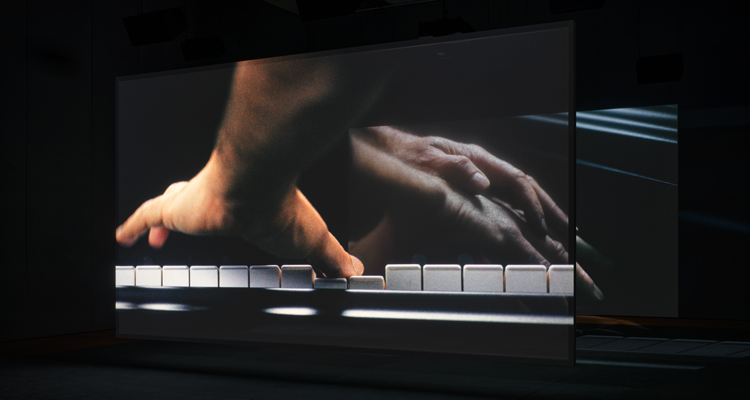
[351,126,569,238]
[116,59,369,279]
[116,153,364,279]
[351,133,568,267]
[350,127,604,300]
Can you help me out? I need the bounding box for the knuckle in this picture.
[466,143,484,154]
[140,198,154,212]
[415,147,437,165]
[550,240,568,259]
[451,155,472,170]
[165,182,185,194]
[511,169,527,183]
[427,136,446,148]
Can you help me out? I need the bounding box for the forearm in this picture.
[213,59,381,201]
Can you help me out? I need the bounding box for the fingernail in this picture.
[470,171,490,190]
[592,283,605,301]
[115,225,122,237]
[531,255,551,267]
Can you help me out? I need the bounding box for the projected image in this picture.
[116,22,575,363]
[115,58,369,279]
[523,105,678,317]
[347,120,575,292]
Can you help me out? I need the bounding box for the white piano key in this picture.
[249,265,281,288]
[190,265,218,287]
[281,265,314,288]
[423,264,462,292]
[162,265,189,287]
[219,265,249,288]
[505,265,548,293]
[115,266,135,286]
[348,276,385,290]
[548,264,574,295]
[463,264,504,292]
[385,264,422,291]
[314,278,348,289]
[135,265,161,287]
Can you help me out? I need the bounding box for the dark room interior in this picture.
[1,0,748,398]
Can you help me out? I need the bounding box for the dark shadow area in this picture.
[1,331,748,399]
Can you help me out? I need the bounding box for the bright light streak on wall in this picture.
[341,309,573,325]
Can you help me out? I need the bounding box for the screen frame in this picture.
[115,20,577,365]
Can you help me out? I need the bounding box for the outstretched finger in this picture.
[577,235,614,269]
[256,189,364,279]
[506,207,570,265]
[576,262,604,301]
[307,232,365,279]
[526,234,570,265]
[116,196,168,247]
[508,231,551,267]
[526,175,569,237]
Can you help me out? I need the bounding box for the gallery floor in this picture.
[1,322,749,399]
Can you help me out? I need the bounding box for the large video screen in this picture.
[116,22,575,364]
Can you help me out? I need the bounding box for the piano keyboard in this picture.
[116,263,573,294]
[116,264,574,361]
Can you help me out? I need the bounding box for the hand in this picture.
[351,126,569,237]
[116,58,381,278]
[116,154,363,278]
[350,137,569,268]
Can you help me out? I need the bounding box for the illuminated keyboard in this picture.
[116,263,574,294]
[115,263,574,361]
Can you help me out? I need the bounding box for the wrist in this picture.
[202,148,295,209]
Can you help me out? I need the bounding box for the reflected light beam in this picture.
[341,309,573,325]
[603,107,677,121]
[519,115,678,144]
[264,307,319,316]
[577,159,677,186]
[577,112,676,133]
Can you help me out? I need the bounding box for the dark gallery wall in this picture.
[0,0,747,342]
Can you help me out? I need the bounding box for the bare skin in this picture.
[352,126,569,238]
[116,59,367,278]
[116,59,600,294]
[350,127,604,300]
